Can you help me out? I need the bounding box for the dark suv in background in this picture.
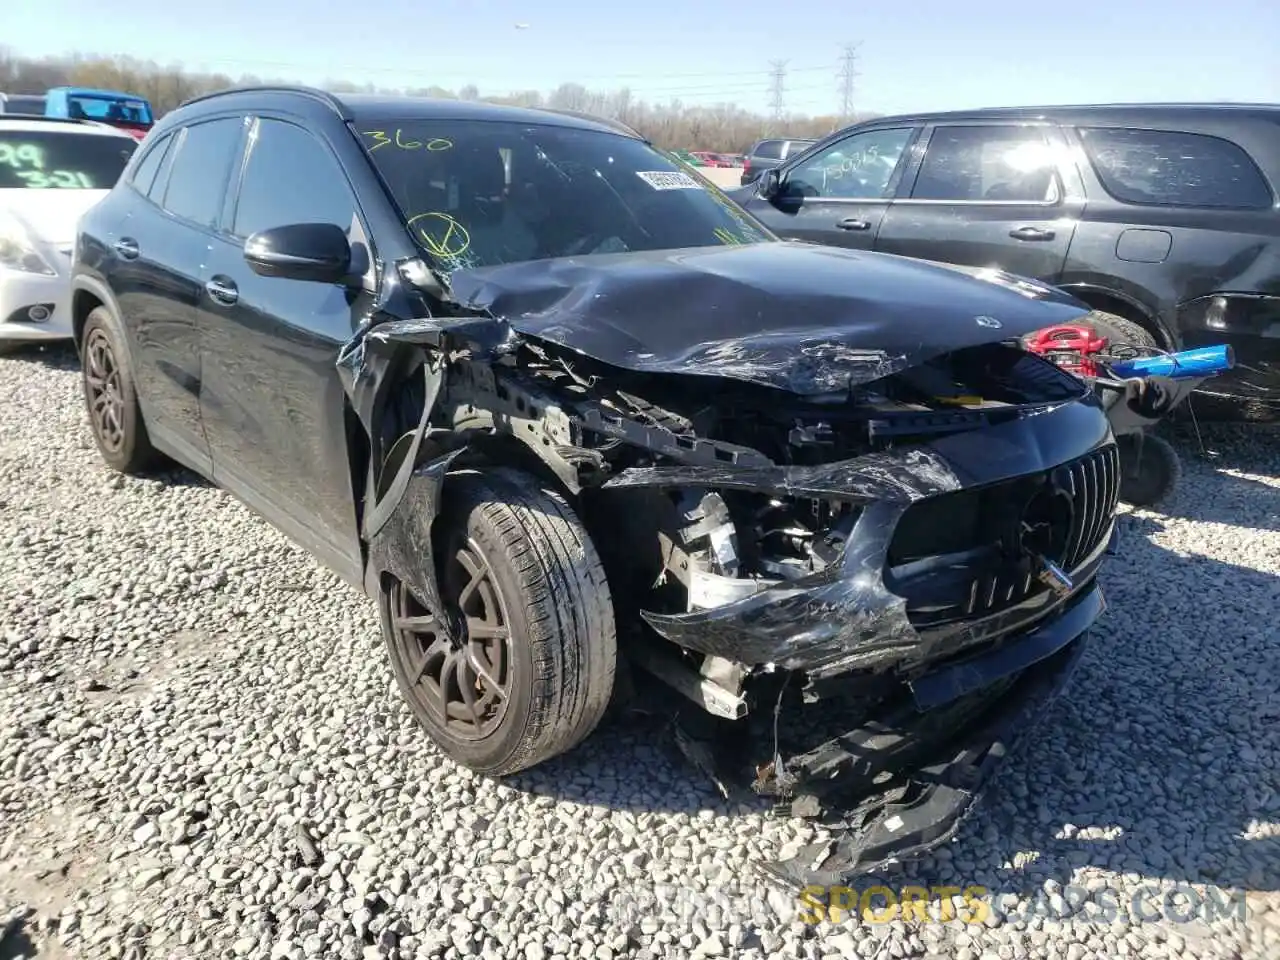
[730,104,1280,417]
[739,137,816,185]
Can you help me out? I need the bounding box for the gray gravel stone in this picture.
[0,348,1277,960]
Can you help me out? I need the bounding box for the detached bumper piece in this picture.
[748,588,1100,891]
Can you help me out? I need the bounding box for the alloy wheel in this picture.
[388,537,515,741]
[84,327,126,452]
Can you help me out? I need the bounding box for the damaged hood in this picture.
[446,242,1093,394]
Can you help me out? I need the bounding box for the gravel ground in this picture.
[1,343,1277,960]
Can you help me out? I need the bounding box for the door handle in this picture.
[205,276,239,306]
[113,237,139,259]
[1009,226,1056,242]
[836,217,872,231]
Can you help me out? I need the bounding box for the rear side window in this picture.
[129,133,172,196]
[160,117,243,227]
[912,125,1059,202]
[753,140,785,160]
[1078,127,1274,210]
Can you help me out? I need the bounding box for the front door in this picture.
[197,115,374,580]
[737,125,921,251]
[875,122,1083,282]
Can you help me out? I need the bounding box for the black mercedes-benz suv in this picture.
[71,86,1123,884]
[729,103,1280,419]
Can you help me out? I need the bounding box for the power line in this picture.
[172,53,841,86]
[837,42,861,122]
[768,60,788,122]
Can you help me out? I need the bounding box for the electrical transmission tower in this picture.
[837,43,861,123]
[768,60,788,123]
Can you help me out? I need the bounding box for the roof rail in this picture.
[534,107,644,139]
[177,84,350,118]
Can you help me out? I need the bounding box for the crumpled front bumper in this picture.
[752,581,1101,890]
[622,399,1118,680]
[615,399,1119,886]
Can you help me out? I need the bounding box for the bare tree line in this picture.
[0,49,879,152]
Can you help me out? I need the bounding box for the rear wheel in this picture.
[80,307,160,474]
[380,468,617,776]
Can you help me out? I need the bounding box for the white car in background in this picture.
[1,116,136,350]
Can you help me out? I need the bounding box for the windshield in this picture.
[67,94,154,127]
[357,119,773,275]
[0,130,136,189]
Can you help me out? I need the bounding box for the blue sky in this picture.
[4,0,1279,116]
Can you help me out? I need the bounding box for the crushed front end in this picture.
[341,253,1124,889]
[591,367,1119,888]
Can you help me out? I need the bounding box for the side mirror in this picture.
[244,222,352,283]
[757,167,782,200]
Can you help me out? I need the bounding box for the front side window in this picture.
[232,119,357,239]
[0,130,136,189]
[911,125,1060,203]
[1077,126,1273,210]
[785,127,914,199]
[357,120,773,274]
[161,118,243,227]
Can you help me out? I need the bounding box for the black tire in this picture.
[1117,432,1181,508]
[1084,310,1159,359]
[80,306,160,474]
[380,467,617,776]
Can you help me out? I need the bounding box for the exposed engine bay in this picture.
[443,335,1093,604]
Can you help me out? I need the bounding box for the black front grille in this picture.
[890,443,1121,626]
[1059,442,1121,570]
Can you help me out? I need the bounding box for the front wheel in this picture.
[1117,433,1181,508]
[1085,310,1160,359]
[380,468,617,776]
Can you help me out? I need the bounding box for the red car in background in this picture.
[690,150,730,167]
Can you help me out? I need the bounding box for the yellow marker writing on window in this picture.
[394,129,422,149]
[362,130,452,153]
[408,212,471,258]
[0,143,46,170]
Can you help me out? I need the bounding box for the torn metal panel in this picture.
[365,449,467,617]
[603,447,964,503]
[637,400,1115,673]
[336,309,516,437]
[445,242,1099,394]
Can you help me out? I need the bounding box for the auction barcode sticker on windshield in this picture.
[636,171,703,190]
